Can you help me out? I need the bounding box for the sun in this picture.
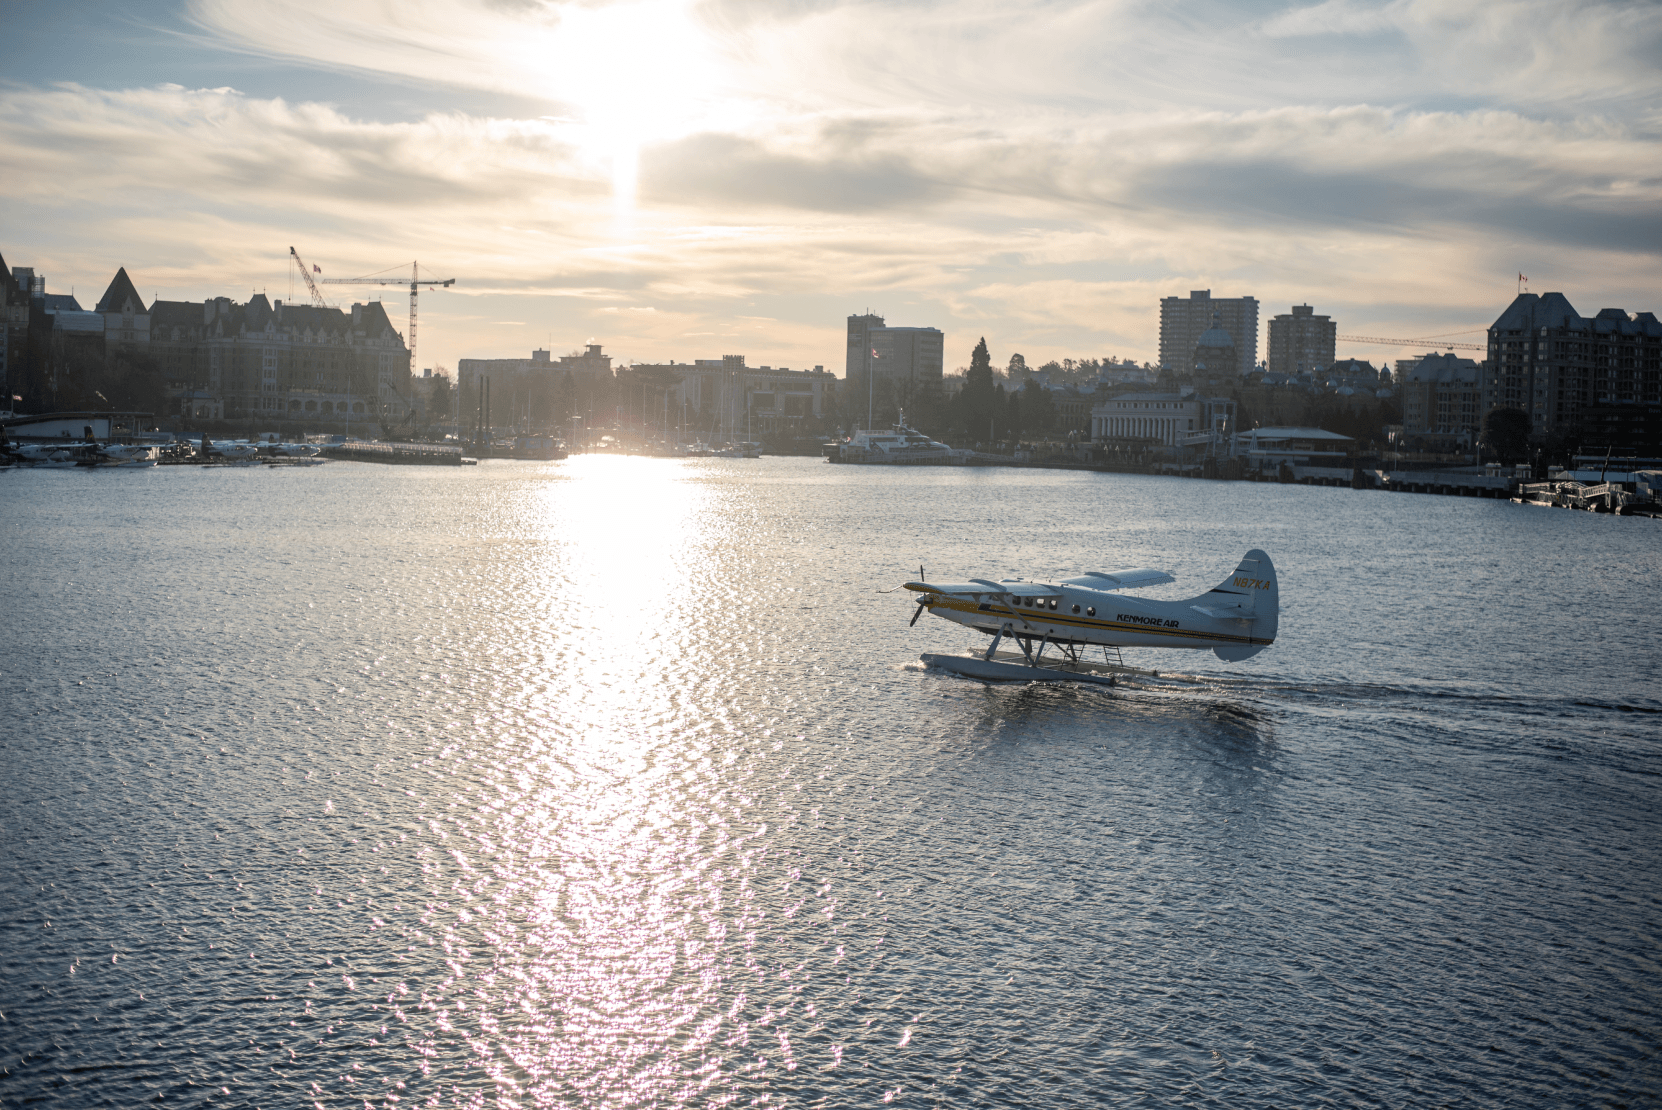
[528,0,724,214]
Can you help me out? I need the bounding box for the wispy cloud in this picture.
[1,0,1657,371]
[1261,0,1401,38]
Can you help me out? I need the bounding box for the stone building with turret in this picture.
[109,267,413,429]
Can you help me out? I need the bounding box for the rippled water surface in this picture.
[2,457,1659,1108]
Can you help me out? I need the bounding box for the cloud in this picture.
[1256,0,1662,107]
[1262,0,1401,37]
[0,83,598,216]
[640,132,944,212]
[3,0,1659,373]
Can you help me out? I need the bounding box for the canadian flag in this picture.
[1518,272,1527,282]
[314,264,322,273]
[871,347,880,358]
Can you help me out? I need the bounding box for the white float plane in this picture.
[901,549,1279,684]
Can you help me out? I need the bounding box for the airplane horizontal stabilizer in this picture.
[1063,568,1175,590]
[1190,603,1251,620]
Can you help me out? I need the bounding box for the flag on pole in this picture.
[314,265,321,273]
[1518,272,1527,282]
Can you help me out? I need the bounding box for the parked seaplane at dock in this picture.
[901,550,1279,684]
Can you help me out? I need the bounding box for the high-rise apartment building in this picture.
[1159,290,1258,376]
[1267,304,1336,376]
[846,314,883,380]
[1484,292,1662,438]
[845,313,944,390]
[871,326,944,389]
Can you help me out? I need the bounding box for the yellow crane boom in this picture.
[1337,333,1484,351]
[288,246,333,309]
[323,262,455,373]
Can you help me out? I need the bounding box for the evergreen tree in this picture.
[1020,379,1056,435]
[960,338,999,441]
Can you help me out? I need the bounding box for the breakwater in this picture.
[318,441,465,465]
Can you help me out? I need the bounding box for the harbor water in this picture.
[2,457,1658,1108]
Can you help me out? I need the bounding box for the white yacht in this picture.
[829,417,971,465]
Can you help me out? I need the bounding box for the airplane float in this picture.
[900,549,1279,685]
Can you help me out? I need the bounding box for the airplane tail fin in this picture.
[1210,549,1278,662]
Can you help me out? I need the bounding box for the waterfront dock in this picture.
[320,441,466,466]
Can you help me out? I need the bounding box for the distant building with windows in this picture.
[1159,290,1258,377]
[146,294,411,427]
[95,267,149,349]
[1484,292,1662,444]
[1401,352,1482,445]
[654,357,834,437]
[844,313,944,391]
[1191,313,1238,394]
[453,345,617,437]
[458,344,612,389]
[4,257,110,412]
[1090,392,1235,448]
[1231,427,1353,467]
[456,345,614,405]
[1267,304,1336,377]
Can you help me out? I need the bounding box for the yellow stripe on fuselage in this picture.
[923,595,1271,647]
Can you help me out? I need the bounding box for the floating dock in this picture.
[320,442,465,466]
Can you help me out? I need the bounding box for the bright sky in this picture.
[2,0,1658,375]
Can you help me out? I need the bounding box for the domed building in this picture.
[1191,312,1237,393]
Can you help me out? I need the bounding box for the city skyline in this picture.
[2,0,1658,376]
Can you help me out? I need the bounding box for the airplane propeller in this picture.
[910,598,929,626]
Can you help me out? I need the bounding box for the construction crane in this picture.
[288,246,333,309]
[1337,332,1484,351]
[323,262,456,373]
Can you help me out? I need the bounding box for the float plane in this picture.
[902,549,1278,684]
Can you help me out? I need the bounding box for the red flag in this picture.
[313,264,321,273]
[871,347,879,358]
[1518,272,1527,282]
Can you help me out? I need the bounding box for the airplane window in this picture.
[1048,599,1057,609]
[1086,607,1095,617]
[1072,604,1080,614]
[1024,597,1033,607]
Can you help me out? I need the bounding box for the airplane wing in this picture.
[902,581,998,596]
[903,579,1065,598]
[1063,568,1176,590]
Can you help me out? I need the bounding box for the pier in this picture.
[318,442,465,466]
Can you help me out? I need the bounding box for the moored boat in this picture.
[828,418,972,465]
